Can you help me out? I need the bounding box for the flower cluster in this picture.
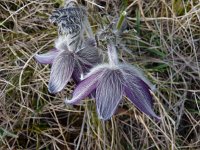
[35,0,160,121]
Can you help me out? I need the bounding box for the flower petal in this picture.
[83,38,96,47]
[72,59,92,83]
[48,51,75,93]
[120,64,155,91]
[65,69,104,104]
[76,46,103,67]
[34,49,59,64]
[96,69,124,120]
[124,74,160,120]
[72,68,81,84]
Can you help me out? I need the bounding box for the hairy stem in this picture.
[84,18,94,38]
[107,41,118,66]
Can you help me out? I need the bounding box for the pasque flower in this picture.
[65,41,160,121]
[35,36,102,94]
[34,0,102,93]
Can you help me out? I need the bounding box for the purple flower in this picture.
[34,37,102,94]
[34,1,102,94]
[65,42,160,121]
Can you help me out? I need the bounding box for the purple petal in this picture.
[96,69,124,120]
[120,64,155,91]
[65,69,104,105]
[48,51,75,93]
[124,74,160,120]
[34,49,59,64]
[72,68,81,84]
[72,60,91,83]
[75,60,90,77]
[73,61,97,98]
[76,46,103,67]
[83,38,96,47]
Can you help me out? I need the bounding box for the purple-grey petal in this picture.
[124,74,160,121]
[48,51,75,94]
[76,46,103,67]
[72,68,81,84]
[65,69,104,105]
[96,69,124,120]
[120,63,155,91]
[34,48,59,64]
[72,60,92,83]
[83,38,96,47]
[73,61,97,98]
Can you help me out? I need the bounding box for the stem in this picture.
[107,41,118,66]
[116,11,127,30]
[64,0,78,8]
[84,18,94,38]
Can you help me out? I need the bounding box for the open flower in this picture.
[35,0,102,93]
[35,37,102,93]
[65,41,160,121]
